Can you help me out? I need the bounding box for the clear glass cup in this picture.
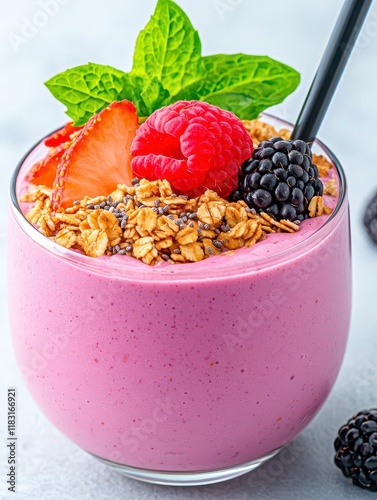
[7,115,351,486]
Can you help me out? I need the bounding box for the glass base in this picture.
[90,447,282,486]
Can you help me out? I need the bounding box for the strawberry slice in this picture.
[26,141,71,187]
[52,100,138,210]
[44,122,82,148]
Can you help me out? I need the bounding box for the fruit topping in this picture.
[26,141,71,188]
[232,138,324,222]
[52,100,138,210]
[44,122,82,148]
[131,100,253,199]
[335,409,377,491]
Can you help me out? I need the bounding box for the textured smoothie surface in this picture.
[8,137,351,472]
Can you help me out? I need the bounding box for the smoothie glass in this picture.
[7,115,351,486]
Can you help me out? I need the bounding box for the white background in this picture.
[1,0,377,498]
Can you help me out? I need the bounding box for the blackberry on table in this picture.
[232,138,324,222]
[364,192,377,244]
[334,409,377,491]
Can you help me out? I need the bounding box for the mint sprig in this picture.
[45,0,300,125]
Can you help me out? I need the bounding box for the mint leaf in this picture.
[121,73,150,118]
[131,0,205,97]
[119,74,169,117]
[172,54,300,119]
[45,63,133,126]
[140,77,170,114]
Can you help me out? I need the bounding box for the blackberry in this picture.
[232,137,324,222]
[364,192,377,244]
[334,409,377,491]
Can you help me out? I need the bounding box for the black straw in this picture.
[291,0,373,142]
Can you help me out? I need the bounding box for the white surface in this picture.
[1,0,377,498]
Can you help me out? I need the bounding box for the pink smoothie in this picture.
[8,130,351,472]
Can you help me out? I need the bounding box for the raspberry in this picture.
[131,100,253,198]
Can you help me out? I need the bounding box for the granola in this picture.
[324,178,338,197]
[21,178,308,264]
[242,120,290,146]
[308,196,333,218]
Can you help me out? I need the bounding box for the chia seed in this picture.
[99,201,106,208]
[94,205,101,210]
[207,246,214,255]
[175,218,183,226]
[73,200,81,206]
[188,222,194,228]
[163,205,170,213]
[204,223,211,230]
[86,204,95,210]
[131,177,139,185]
[173,249,181,254]
[118,249,127,255]
[161,254,170,261]
[213,240,223,249]
[107,196,113,202]
[158,207,165,215]
[125,245,133,252]
[188,213,197,220]
[221,224,230,233]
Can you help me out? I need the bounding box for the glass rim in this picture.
[9,113,348,282]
